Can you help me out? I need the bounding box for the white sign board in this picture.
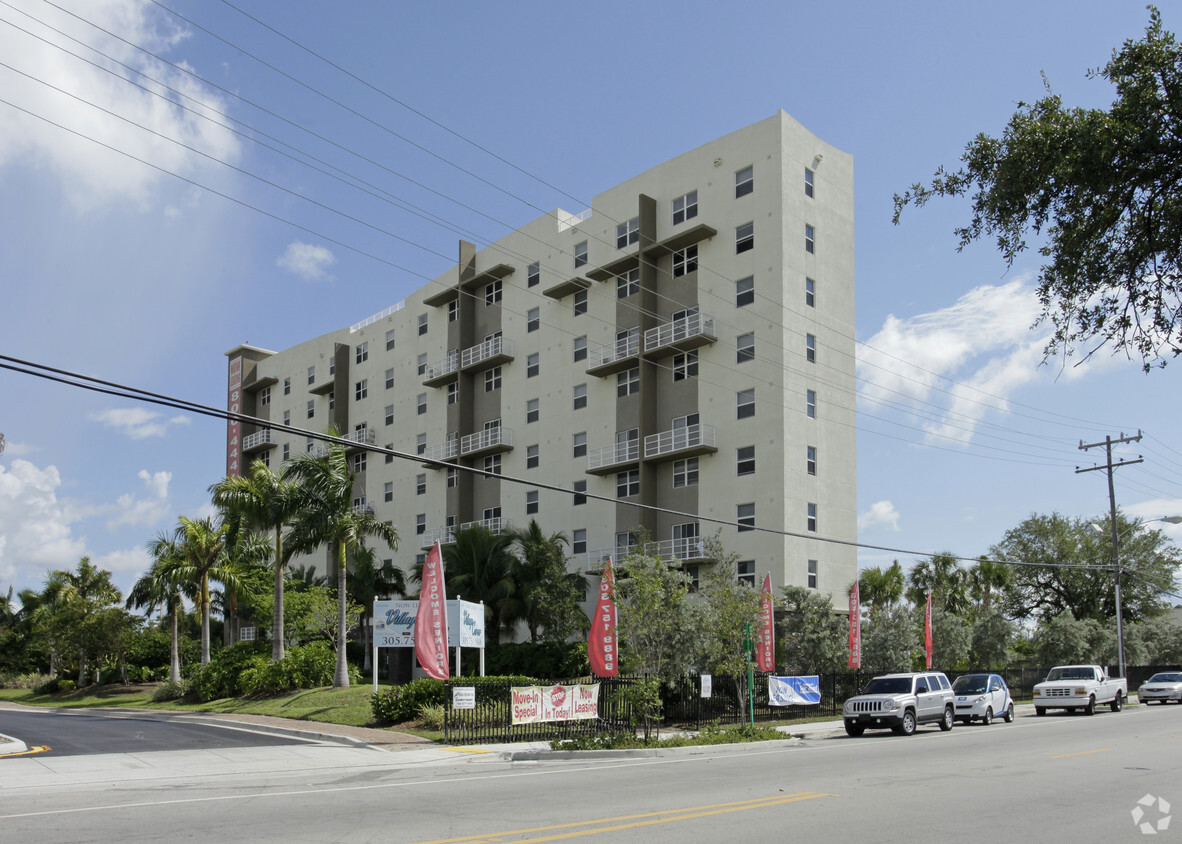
[372,599,485,648]
[452,687,476,710]
[700,674,712,699]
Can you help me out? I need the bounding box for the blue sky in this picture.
[1,0,1180,601]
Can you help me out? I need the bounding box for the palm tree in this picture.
[210,460,302,659]
[349,544,407,671]
[510,520,585,643]
[283,438,399,687]
[857,561,906,620]
[126,554,195,683]
[907,552,970,614]
[43,558,122,685]
[968,555,1014,615]
[440,525,520,645]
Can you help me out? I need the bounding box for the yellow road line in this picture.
[412,792,838,844]
[0,745,50,758]
[1050,749,1109,759]
[445,748,497,755]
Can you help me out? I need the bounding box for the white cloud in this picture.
[89,407,190,439]
[859,500,901,533]
[0,459,88,586]
[277,241,336,282]
[106,469,171,529]
[93,546,153,574]
[0,437,34,458]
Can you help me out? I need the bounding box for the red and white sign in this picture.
[924,592,933,669]
[588,558,618,677]
[848,582,862,669]
[414,542,449,680]
[511,684,600,725]
[226,357,242,478]
[754,573,775,672]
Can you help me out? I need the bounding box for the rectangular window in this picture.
[808,559,818,588]
[737,445,755,476]
[735,165,754,198]
[282,443,290,462]
[527,353,539,378]
[259,450,271,469]
[805,224,815,254]
[448,299,458,322]
[526,307,540,333]
[672,351,698,381]
[384,404,394,426]
[573,431,587,458]
[485,280,502,305]
[574,240,588,268]
[673,457,699,488]
[736,222,754,254]
[417,353,427,376]
[385,368,395,389]
[573,480,587,505]
[306,399,315,419]
[417,393,427,415]
[526,444,539,469]
[737,333,755,364]
[417,313,428,335]
[737,388,755,419]
[736,276,754,307]
[447,382,457,405]
[673,190,698,225]
[807,389,816,419]
[738,560,755,587]
[616,217,639,249]
[385,329,396,351]
[307,365,315,385]
[526,490,539,515]
[446,467,458,488]
[483,507,501,524]
[804,167,815,198]
[672,245,698,278]
[806,334,816,363]
[416,433,426,455]
[356,342,368,364]
[616,470,640,498]
[353,453,367,473]
[283,377,291,396]
[738,503,755,532]
[807,503,817,532]
[527,262,540,288]
[259,386,270,406]
[573,335,587,362]
[283,409,291,426]
[807,445,817,476]
[385,481,395,502]
[526,398,539,424]
[484,366,501,392]
[328,390,335,412]
[385,443,394,464]
[330,357,336,376]
[573,384,587,410]
[617,268,639,299]
[573,290,588,316]
[617,367,640,397]
[485,454,502,475]
[573,529,587,555]
[416,514,426,535]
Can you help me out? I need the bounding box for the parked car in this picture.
[1033,664,1126,716]
[951,673,1015,724]
[1138,672,1182,704]
[842,671,955,737]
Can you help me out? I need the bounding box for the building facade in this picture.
[224,110,857,615]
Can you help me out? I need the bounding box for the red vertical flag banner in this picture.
[848,581,862,669]
[414,542,449,680]
[754,574,775,672]
[924,592,934,669]
[588,558,618,677]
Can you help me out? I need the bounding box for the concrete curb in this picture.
[0,733,29,756]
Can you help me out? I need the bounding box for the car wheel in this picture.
[981,706,993,726]
[892,710,916,736]
[939,706,954,731]
[1110,691,1123,712]
[1035,706,1046,717]
[1084,695,1096,716]
[844,723,864,737]
[1003,702,1015,723]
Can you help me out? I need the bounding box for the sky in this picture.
[1,0,1180,604]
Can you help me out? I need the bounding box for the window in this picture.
[415,552,426,568]
[736,222,754,254]
[735,165,753,198]
[385,481,395,502]
[306,399,315,419]
[385,368,395,389]
[526,444,539,469]
[447,298,458,322]
[573,431,587,458]
[804,167,815,198]
[417,313,428,335]
[416,514,426,535]
[616,531,638,559]
[527,262,540,288]
[259,386,270,406]
[527,307,540,332]
[573,384,587,410]
[808,559,818,589]
[484,418,501,433]
[673,457,699,488]
[258,450,271,469]
[807,503,817,532]
[673,522,700,558]
[574,240,588,268]
[482,454,500,475]
[485,279,502,305]
[738,503,755,532]
[329,390,335,412]
[526,490,539,515]
[282,410,290,427]
[807,390,817,419]
[417,393,427,415]
[447,382,457,405]
[573,336,587,362]
[484,366,501,392]
[307,365,316,385]
[738,560,756,587]
[617,268,639,299]
[385,329,396,351]
[672,351,698,381]
[446,467,457,487]
[573,529,587,555]
[805,224,815,254]
[736,276,754,308]
[672,245,698,277]
[527,353,539,378]
[353,453,367,472]
[806,334,816,363]
[283,377,290,396]
[417,353,427,376]
[282,443,289,462]
[617,367,640,397]
[737,333,755,363]
[356,342,368,364]
[573,290,588,316]
[673,190,698,225]
[526,398,539,424]
[807,445,817,476]
[416,433,426,455]
[617,470,639,498]
[737,445,755,476]
[616,217,639,248]
[737,388,755,419]
[385,443,394,464]
[385,404,394,426]
[806,277,815,307]
[573,480,587,505]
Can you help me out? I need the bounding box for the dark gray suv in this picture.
[842,672,956,736]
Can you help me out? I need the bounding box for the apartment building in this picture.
[224,110,857,614]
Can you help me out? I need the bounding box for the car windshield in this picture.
[863,677,911,695]
[1048,667,1094,681]
[952,676,988,694]
[1147,673,1182,683]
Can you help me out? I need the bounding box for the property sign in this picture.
[510,684,600,725]
[769,676,821,706]
[373,599,485,648]
[452,687,476,710]
[700,674,712,699]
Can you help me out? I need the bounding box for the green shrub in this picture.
[0,672,53,690]
[237,643,355,697]
[372,678,445,723]
[33,676,61,695]
[417,703,446,730]
[188,640,271,701]
[152,680,191,702]
[57,679,76,693]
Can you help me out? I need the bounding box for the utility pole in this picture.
[1076,431,1142,680]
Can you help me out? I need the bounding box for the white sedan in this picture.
[1138,672,1182,704]
[951,673,1015,724]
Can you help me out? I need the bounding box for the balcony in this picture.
[422,436,459,464]
[460,336,514,371]
[343,427,377,451]
[422,350,459,386]
[460,517,512,534]
[460,426,513,457]
[421,526,456,548]
[586,440,640,476]
[644,313,716,357]
[242,428,276,452]
[586,334,640,377]
[352,503,375,517]
[644,424,717,461]
[581,539,713,569]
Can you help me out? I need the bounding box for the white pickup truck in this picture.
[1033,664,1127,716]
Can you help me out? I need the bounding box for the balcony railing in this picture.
[644,313,716,354]
[644,424,716,459]
[588,334,640,369]
[422,438,459,462]
[423,350,459,382]
[461,336,513,369]
[352,503,375,517]
[587,440,640,473]
[460,426,513,455]
[242,429,275,451]
[582,538,711,569]
[460,517,512,534]
[343,427,377,447]
[421,526,456,548]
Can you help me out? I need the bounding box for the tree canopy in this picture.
[894,7,1182,370]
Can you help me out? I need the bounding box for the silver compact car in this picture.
[1138,672,1182,704]
[951,673,1015,725]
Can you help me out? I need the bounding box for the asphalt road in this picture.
[1,703,1180,843]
